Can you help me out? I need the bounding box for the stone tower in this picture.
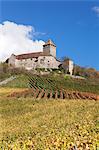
[43,39,56,58]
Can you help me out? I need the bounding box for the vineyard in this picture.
[1,73,99,149]
[8,73,99,100]
[1,94,99,149]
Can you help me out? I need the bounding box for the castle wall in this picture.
[43,45,50,55]
[62,59,73,75]
[43,45,56,58]
[38,56,60,69]
[8,54,16,67]
[7,39,73,72]
[14,56,61,70]
[49,46,56,58]
[15,57,38,70]
[68,60,73,75]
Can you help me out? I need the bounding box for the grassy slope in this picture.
[0,88,99,149]
[0,74,28,88]
[1,73,99,94]
[0,73,12,82]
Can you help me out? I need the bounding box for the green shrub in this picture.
[64,75,71,80]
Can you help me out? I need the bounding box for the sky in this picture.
[0,0,99,70]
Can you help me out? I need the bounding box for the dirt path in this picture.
[0,76,16,86]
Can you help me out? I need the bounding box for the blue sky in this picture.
[0,0,99,70]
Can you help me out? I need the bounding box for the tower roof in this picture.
[43,39,56,47]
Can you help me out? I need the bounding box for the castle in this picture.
[7,39,73,75]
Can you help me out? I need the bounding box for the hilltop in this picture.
[0,65,99,95]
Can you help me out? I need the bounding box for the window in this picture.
[35,59,38,62]
[40,59,44,64]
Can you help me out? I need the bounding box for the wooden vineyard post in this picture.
[64,91,69,99]
[34,88,40,98]
[38,89,44,99]
[60,90,63,99]
[68,93,72,99]
[72,92,77,99]
[55,91,58,99]
[44,90,48,99]
[29,88,35,97]
[75,92,81,99]
[50,91,53,99]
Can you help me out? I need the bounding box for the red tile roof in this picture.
[15,52,50,60]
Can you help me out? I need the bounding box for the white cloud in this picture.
[0,21,45,61]
[92,6,99,16]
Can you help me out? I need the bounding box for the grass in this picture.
[0,74,28,88]
[0,72,99,95]
[1,73,99,94]
[0,88,99,149]
[0,72,12,82]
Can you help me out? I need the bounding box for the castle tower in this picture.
[43,39,56,58]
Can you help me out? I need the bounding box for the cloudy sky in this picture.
[0,0,99,70]
[0,21,45,60]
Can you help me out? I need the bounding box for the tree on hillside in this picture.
[73,65,85,76]
[73,65,99,79]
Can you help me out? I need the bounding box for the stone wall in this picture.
[14,56,61,70]
[68,60,73,75]
[50,46,56,58]
[8,54,16,67]
[43,45,56,58]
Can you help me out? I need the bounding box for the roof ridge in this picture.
[15,51,51,60]
[16,51,43,57]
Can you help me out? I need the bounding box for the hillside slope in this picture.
[1,73,99,94]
